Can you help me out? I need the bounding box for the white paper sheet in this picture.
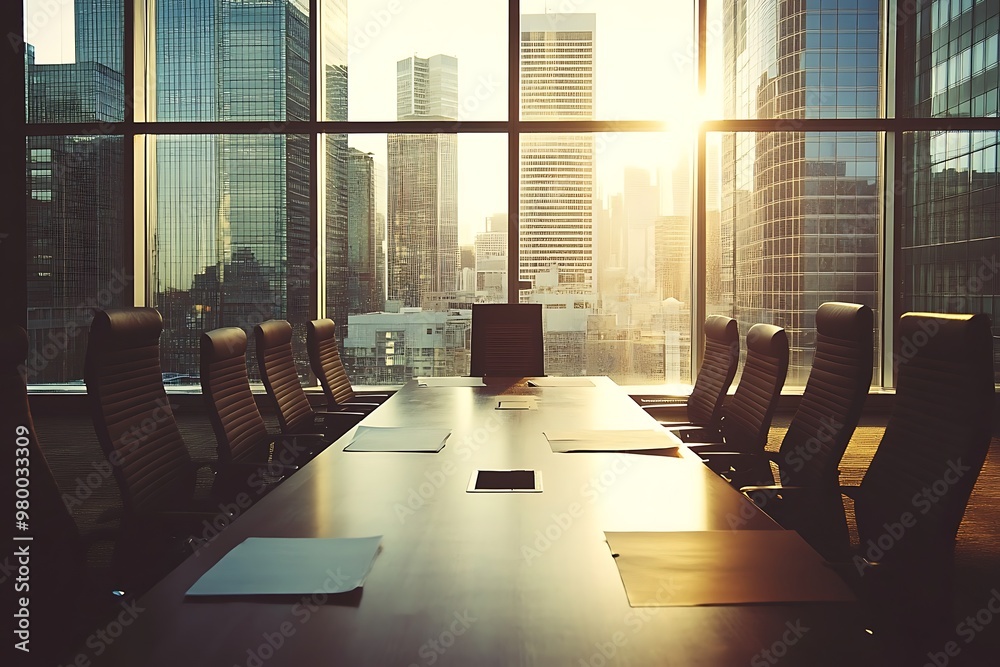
[496,397,538,410]
[526,377,596,387]
[344,426,451,452]
[417,376,486,387]
[186,536,382,596]
[544,429,682,454]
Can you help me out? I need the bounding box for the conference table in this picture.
[85,377,879,666]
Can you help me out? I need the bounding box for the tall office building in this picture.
[519,13,597,298]
[387,54,459,308]
[721,0,881,382]
[24,6,127,383]
[624,167,659,291]
[897,1,1000,381]
[348,148,381,315]
[475,213,508,302]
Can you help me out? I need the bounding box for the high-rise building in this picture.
[898,1,1000,381]
[721,0,881,383]
[519,13,597,298]
[347,148,381,316]
[387,54,459,308]
[624,167,659,291]
[475,213,508,303]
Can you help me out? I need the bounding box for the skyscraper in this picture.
[387,54,459,308]
[721,0,881,382]
[519,13,597,298]
[348,148,381,315]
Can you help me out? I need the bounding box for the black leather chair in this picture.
[470,303,545,377]
[674,323,789,457]
[255,319,364,441]
[708,302,873,493]
[642,315,739,428]
[85,308,235,576]
[201,327,323,478]
[307,318,389,412]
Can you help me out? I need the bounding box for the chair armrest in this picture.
[685,441,739,454]
[641,403,689,422]
[698,451,764,473]
[337,401,381,412]
[739,484,808,499]
[189,457,219,472]
[351,393,391,403]
[673,427,723,444]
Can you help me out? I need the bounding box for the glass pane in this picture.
[340,133,507,384]
[154,0,311,122]
[901,131,1000,382]
[26,135,128,385]
[149,134,313,383]
[345,0,508,121]
[707,0,882,120]
[520,1,695,122]
[520,132,693,385]
[899,0,998,117]
[711,131,883,386]
[24,0,125,123]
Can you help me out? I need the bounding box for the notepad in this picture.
[604,531,855,607]
[417,376,486,387]
[544,430,682,454]
[344,426,451,452]
[186,536,382,596]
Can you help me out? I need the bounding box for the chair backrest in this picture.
[687,315,740,427]
[776,302,873,486]
[201,327,270,464]
[857,312,994,561]
[307,318,355,409]
[84,308,195,517]
[470,303,545,377]
[255,319,314,433]
[720,323,789,452]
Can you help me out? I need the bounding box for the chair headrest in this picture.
[898,312,993,363]
[89,308,163,350]
[308,318,337,339]
[201,327,247,361]
[746,323,788,357]
[816,302,873,340]
[0,325,28,372]
[255,319,293,349]
[704,315,738,342]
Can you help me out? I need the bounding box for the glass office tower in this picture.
[898,0,1000,381]
[721,0,881,383]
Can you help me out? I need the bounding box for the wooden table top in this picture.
[86,377,879,666]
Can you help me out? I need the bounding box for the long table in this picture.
[84,377,878,666]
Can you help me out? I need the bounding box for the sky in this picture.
[25,0,723,244]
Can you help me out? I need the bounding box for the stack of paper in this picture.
[544,430,681,454]
[344,426,451,453]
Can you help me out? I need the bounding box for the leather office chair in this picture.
[470,303,545,377]
[708,302,873,492]
[201,327,324,478]
[255,319,364,442]
[675,323,789,457]
[642,315,739,428]
[307,318,389,413]
[85,308,236,576]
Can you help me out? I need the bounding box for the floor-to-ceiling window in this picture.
[21,0,1000,390]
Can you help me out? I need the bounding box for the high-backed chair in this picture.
[201,327,323,475]
[642,315,739,428]
[307,318,389,412]
[708,303,873,490]
[676,323,789,456]
[847,312,993,563]
[470,303,545,377]
[255,319,364,441]
[85,308,235,572]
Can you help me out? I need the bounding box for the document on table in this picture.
[417,376,486,387]
[344,426,451,452]
[544,429,682,454]
[186,536,382,596]
[526,377,595,387]
[604,531,856,606]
